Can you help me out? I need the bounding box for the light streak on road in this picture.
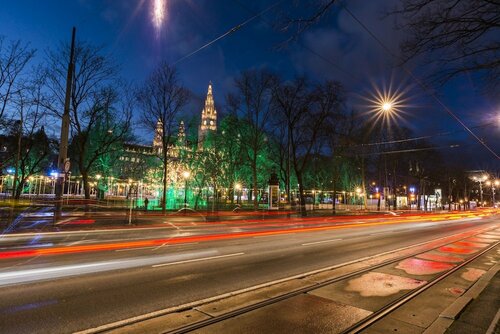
[301,239,342,246]
[0,212,488,260]
[0,250,222,286]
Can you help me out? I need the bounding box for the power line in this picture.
[363,144,460,156]
[357,121,495,147]
[172,1,285,66]
[341,3,499,160]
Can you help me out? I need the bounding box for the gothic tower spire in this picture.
[198,82,217,148]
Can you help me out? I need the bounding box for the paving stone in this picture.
[465,237,496,243]
[309,272,425,312]
[437,245,479,255]
[423,317,454,334]
[192,294,372,334]
[453,241,490,248]
[474,234,500,240]
[364,316,424,334]
[373,260,442,283]
[415,252,465,263]
[196,279,309,317]
[106,309,210,334]
[389,285,458,328]
[446,274,500,334]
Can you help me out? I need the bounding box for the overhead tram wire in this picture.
[362,144,461,156]
[340,2,500,160]
[231,0,484,152]
[171,1,285,67]
[355,121,495,148]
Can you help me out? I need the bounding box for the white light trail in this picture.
[0,250,218,286]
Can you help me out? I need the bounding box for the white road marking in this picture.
[301,238,342,246]
[370,231,394,236]
[68,239,96,246]
[152,252,244,268]
[167,222,180,230]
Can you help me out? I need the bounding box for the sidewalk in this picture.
[445,269,499,334]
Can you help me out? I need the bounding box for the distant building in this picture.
[118,82,218,177]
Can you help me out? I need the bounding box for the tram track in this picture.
[86,224,499,334]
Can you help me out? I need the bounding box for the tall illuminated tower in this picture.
[153,119,163,153]
[198,82,217,149]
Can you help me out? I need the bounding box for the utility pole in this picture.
[55,27,76,216]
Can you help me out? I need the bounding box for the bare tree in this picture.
[0,38,35,126]
[44,41,131,199]
[393,0,499,89]
[227,70,277,209]
[279,1,340,42]
[10,71,55,199]
[273,78,338,215]
[137,63,189,213]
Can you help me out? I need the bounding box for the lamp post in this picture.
[355,187,362,209]
[235,183,242,205]
[485,179,499,207]
[473,175,488,206]
[182,170,190,211]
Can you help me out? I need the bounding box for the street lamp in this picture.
[182,170,190,210]
[235,182,242,205]
[473,175,488,206]
[485,179,499,207]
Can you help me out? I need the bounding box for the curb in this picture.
[424,262,500,334]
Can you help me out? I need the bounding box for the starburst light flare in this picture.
[151,0,166,36]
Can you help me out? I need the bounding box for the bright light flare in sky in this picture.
[151,0,166,35]
[362,81,414,129]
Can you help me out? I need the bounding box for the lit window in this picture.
[210,121,214,125]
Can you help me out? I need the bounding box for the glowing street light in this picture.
[472,174,489,206]
[381,102,392,112]
[235,183,242,204]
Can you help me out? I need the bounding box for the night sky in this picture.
[1,0,498,168]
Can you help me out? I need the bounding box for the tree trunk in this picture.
[162,164,167,213]
[332,176,336,214]
[162,148,168,214]
[297,172,306,217]
[15,178,25,200]
[252,159,258,210]
[82,171,91,199]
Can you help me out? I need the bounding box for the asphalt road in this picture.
[0,214,497,333]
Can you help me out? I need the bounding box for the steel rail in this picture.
[165,228,498,334]
[343,239,500,333]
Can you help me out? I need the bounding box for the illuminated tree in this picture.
[227,70,277,209]
[44,41,131,199]
[272,77,340,215]
[137,63,189,213]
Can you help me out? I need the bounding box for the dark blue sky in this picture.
[1,0,498,167]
